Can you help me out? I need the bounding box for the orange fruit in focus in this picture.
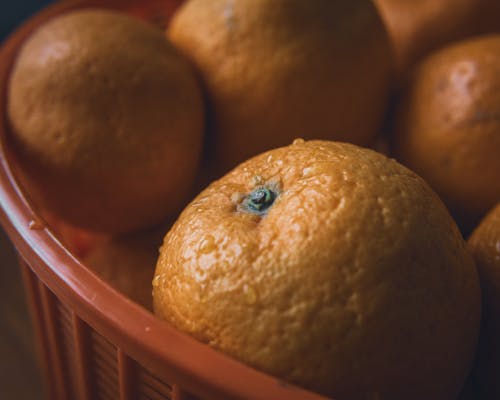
[375,0,500,82]
[468,203,500,400]
[8,9,204,234]
[153,140,480,399]
[168,0,393,172]
[392,35,500,232]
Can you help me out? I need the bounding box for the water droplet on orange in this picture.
[199,235,216,254]
[251,175,263,186]
[28,218,44,230]
[231,192,244,204]
[302,166,314,177]
[243,284,257,305]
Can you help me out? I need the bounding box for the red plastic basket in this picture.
[0,1,329,399]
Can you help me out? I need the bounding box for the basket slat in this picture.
[137,364,174,400]
[72,313,94,400]
[39,283,70,400]
[118,349,136,400]
[56,301,79,397]
[19,261,52,399]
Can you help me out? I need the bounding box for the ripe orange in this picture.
[468,203,500,400]
[168,0,393,172]
[7,9,204,233]
[375,0,500,82]
[392,35,500,232]
[153,140,480,399]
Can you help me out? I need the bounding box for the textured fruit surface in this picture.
[154,140,480,399]
[8,9,204,233]
[393,35,500,232]
[168,0,393,172]
[468,203,500,400]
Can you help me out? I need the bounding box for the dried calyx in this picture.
[238,184,279,216]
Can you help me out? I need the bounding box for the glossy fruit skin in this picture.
[392,35,500,232]
[468,203,500,400]
[375,0,500,83]
[8,9,204,233]
[168,0,393,173]
[154,140,480,400]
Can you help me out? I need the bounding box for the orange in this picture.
[7,9,204,233]
[375,0,500,82]
[168,0,393,172]
[392,35,500,232]
[468,203,500,400]
[153,140,480,399]
[84,224,167,311]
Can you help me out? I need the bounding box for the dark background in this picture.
[1,1,53,42]
[1,3,53,400]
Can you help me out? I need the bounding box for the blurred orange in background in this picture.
[375,0,500,83]
[168,0,393,173]
[392,35,500,232]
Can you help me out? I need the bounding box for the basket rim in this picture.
[0,1,328,399]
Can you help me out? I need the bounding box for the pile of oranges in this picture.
[4,0,500,399]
